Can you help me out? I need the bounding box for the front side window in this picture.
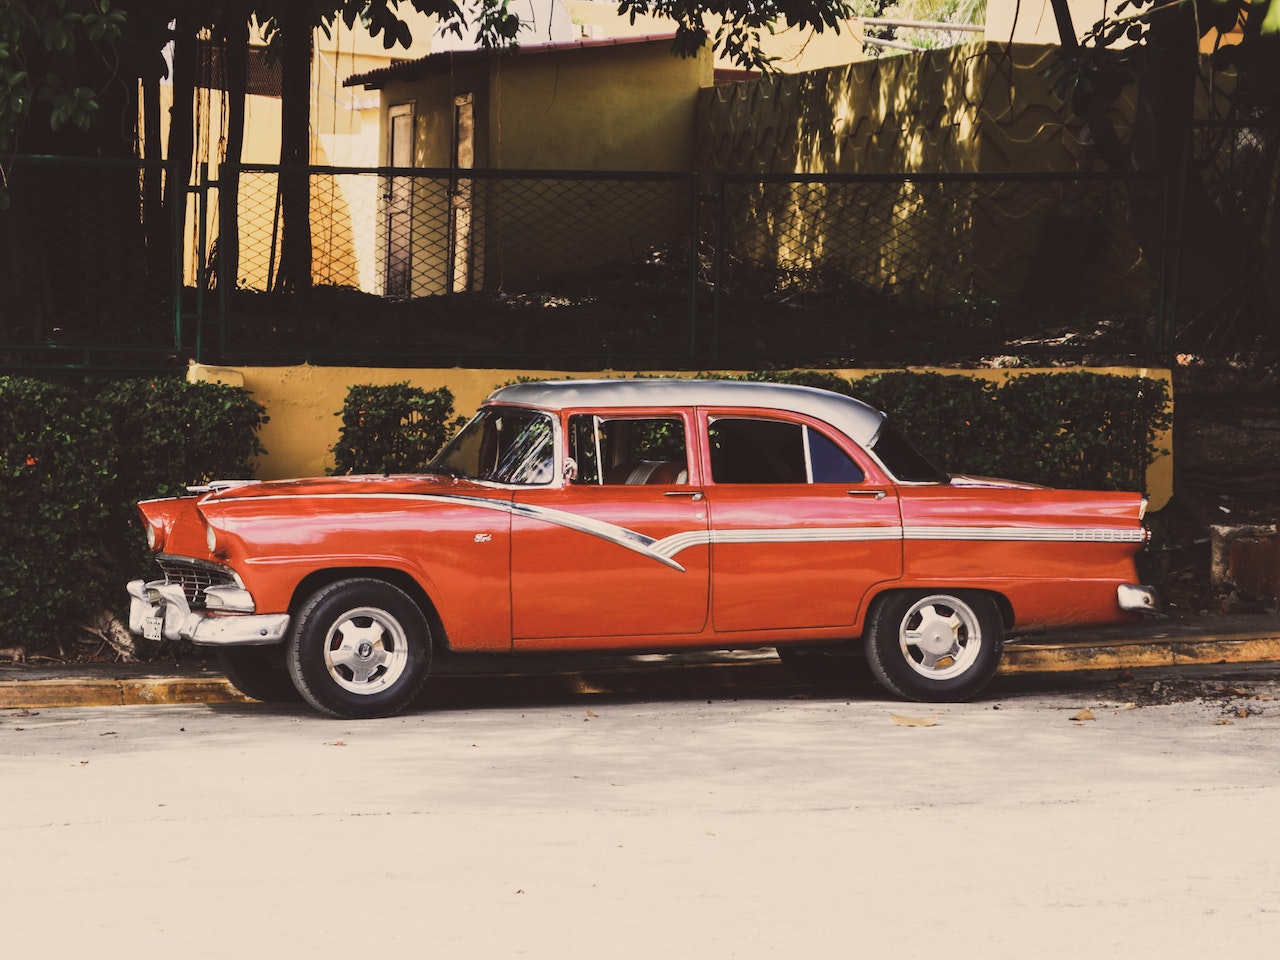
[429,407,555,485]
[567,415,688,485]
[707,417,864,484]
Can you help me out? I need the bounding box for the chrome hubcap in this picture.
[898,595,982,681]
[323,606,409,695]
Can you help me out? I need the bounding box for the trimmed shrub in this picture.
[982,371,1172,491]
[741,369,1171,492]
[332,382,465,475]
[847,371,1002,478]
[0,378,116,656]
[0,375,268,658]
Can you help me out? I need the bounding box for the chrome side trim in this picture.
[905,526,1147,543]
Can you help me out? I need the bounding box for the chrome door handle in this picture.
[664,490,704,501]
[847,489,887,499]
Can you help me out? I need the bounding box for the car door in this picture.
[700,410,903,633]
[510,410,710,644]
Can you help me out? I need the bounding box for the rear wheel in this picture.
[287,578,432,719]
[218,646,301,703]
[864,591,1003,702]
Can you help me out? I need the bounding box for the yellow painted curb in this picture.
[0,677,251,711]
[3,633,1280,710]
[1001,633,1280,675]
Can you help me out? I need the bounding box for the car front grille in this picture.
[155,555,238,609]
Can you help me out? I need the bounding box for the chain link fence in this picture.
[2,157,1175,370]
[216,166,700,365]
[711,171,1168,364]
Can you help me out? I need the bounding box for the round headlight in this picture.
[146,520,165,552]
[206,521,219,554]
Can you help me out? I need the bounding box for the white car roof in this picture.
[485,378,888,448]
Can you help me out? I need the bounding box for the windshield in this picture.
[869,423,950,484]
[428,407,555,485]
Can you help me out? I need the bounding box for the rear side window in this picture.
[707,417,864,484]
[870,423,949,484]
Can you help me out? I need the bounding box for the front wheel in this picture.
[287,578,432,719]
[864,591,1003,702]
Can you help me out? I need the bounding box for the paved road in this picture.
[4,673,1279,959]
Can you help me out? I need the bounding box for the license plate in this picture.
[143,615,163,642]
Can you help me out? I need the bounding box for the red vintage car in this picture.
[127,378,1157,718]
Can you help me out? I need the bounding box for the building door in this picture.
[383,102,413,298]
[448,93,475,294]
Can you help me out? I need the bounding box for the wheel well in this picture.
[290,568,448,648]
[866,587,1014,632]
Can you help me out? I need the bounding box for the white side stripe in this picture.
[904,526,1146,543]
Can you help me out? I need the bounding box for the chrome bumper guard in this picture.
[1117,583,1160,615]
[126,579,290,646]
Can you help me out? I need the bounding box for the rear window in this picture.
[869,423,949,484]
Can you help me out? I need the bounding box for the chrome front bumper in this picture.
[1117,583,1160,615]
[126,579,290,646]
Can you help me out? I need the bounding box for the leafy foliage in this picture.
[0,377,115,654]
[0,0,126,208]
[614,0,856,70]
[331,381,465,475]
[0,375,268,655]
[746,369,1172,491]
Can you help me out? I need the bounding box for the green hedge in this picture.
[744,369,1171,492]
[332,370,1171,493]
[331,382,465,475]
[0,376,267,658]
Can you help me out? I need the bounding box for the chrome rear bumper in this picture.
[1117,583,1160,615]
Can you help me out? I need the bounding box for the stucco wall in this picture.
[188,363,1174,510]
[695,42,1140,177]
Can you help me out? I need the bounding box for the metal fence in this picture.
[0,156,1175,371]
[711,170,1170,363]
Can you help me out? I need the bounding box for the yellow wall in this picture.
[365,40,710,294]
[375,39,712,173]
[188,363,1174,509]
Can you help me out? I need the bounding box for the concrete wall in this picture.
[695,41,1140,178]
[188,362,1174,509]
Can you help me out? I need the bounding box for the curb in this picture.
[999,631,1280,675]
[3,627,1280,711]
[0,676,251,710]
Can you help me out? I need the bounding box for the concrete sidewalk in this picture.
[1,612,1278,711]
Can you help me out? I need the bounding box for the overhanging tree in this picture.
[1047,0,1279,352]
